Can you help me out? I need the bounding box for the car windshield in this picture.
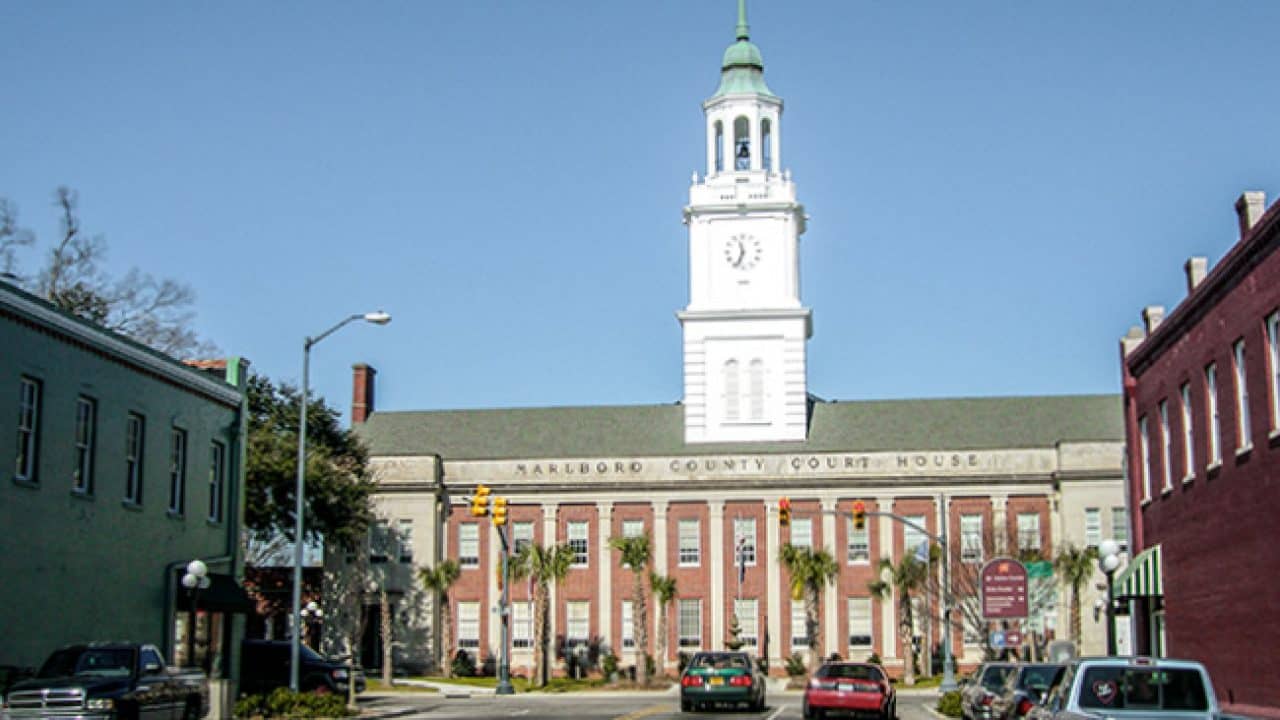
[38,648,134,679]
[817,664,883,681]
[691,653,749,670]
[1018,665,1062,692]
[300,645,325,662]
[981,665,1014,691]
[1078,667,1209,711]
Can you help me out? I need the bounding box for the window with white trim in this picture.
[1206,364,1222,465]
[790,517,812,549]
[369,519,391,563]
[678,599,701,648]
[512,601,532,648]
[847,597,872,650]
[621,600,634,649]
[622,519,644,539]
[678,520,700,566]
[790,603,809,648]
[723,359,740,421]
[1268,311,1280,431]
[1016,513,1041,552]
[458,523,480,567]
[1112,506,1129,552]
[513,521,534,554]
[734,598,758,648]
[208,441,225,523]
[847,517,869,564]
[1139,415,1152,501]
[15,377,41,484]
[962,597,983,645]
[748,359,764,420]
[398,518,414,563]
[457,602,480,649]
[125,413,144,504]
[73,396,96,494]
[566,601,589,645]
[568,521,589,567]
[960,514,983,562]
[1084,508,1101,549]
[734,517,756,566]
[168,428,187,515]
[1180,382,1195,481]
[903,515,928,557]
[1159,400,1172,492]
[1234,339,1252,450]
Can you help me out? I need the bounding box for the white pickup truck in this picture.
[1028,657,1220,720]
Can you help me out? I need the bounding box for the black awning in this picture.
[176,572,255,613]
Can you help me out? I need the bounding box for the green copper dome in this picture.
[711,1,775,98]
[721,39,764,70]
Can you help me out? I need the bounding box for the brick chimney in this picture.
[352,363,377,424]
[1184,256,1208,293]
[1235,191,1266,238]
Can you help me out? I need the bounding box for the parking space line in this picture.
[613,703,671,720]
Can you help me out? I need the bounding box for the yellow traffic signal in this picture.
[492,496,508,527]
[852,500,866,531]
[470,484,491,517]
[778,497,791,527]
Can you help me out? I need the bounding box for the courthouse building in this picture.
[349,6,1126,677]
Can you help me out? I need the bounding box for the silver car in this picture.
[1027,657,1217,720]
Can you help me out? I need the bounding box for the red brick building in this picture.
[1120,190,1280,718]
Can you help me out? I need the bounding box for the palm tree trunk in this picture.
[901,595,916,686]
[657,606,668,677]
[806,588,821,674]
[1070,584,1082,647]
[533,582,549,688]
[440,594,454,679]
[634,573,649,686]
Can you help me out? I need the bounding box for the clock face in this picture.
[724,234,762,270]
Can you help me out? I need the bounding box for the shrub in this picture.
[866,652,883,665]
[234,688,355,719]
[644,654,656,679]
[784,653,807,678]
[601,652,618,678]
[451,649,476,678]
[938,690,964,718]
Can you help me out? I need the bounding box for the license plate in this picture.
[710,677,724,686]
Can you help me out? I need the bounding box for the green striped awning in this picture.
[1114,545,1162,598]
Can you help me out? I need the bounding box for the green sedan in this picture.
[679,651,767,712]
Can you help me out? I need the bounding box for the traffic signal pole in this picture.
[495,524,514,695]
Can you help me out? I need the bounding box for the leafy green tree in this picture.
[244,373,374,552]
[869,554,930,685]
[510,543,575,688]
[1054,544,1098,648]
[418,560,462,678]
[779,544,839,673]
[649,572,678,677]
[609,533,652,686]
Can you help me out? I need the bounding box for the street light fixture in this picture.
[182,560,211,668]
[291,311,392,692]
[1097,539,1120,656]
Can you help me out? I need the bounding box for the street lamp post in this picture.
[291,311,391,692]
[182,560,211,668]
[1098,539,1120,656]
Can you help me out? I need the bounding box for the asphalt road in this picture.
[358,688,942,720]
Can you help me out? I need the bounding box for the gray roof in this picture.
[359,394,1123,460]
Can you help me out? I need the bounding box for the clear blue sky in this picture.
[4,1,1279,420]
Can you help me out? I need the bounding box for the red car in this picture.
[803,662,896,720]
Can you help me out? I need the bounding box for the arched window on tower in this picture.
[734,116,750,170]
[749,359,765,420]
[723,359,740,421]
[761,119,772,172]
[714,121,724,173]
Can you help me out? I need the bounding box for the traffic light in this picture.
[778,497,791,527]
[852,500,866,531]
[492,496,508,527]
[470,484,491,517]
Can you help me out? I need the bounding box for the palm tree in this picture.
[868,554,929,686]
[609,533,652,686]
[1054,544,1098,648]
[649,572,678,677]
[778,543,839,674]
[510,543,575,688]
[418,560,461,677]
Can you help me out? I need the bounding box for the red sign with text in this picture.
[981,558,1029,619]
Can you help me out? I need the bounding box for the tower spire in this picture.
[735,0,750,41]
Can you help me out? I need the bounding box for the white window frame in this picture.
[73,396,96,494]
[723,359,740,422]
[168,428,187,515]
[1159,399,1172,493]
[847,517,870,564]
[458,523,480,567]
[790,517,813,549]
[1234,339,1252,451]
[513,601,533,649]
[790,603,809,648]
[622,519,644,539]
[1206,364,1222,466]
[125,413,144,504]
[568,521,589,567]
[903,514,928,557]
[369,519,391,563]
[960,514,983,563]
[678,519,700,567]
[1139,415,1152,501]
[734,518,757,566]
[15,377,40,484]
[1016,513,1041,552]
[457,601,480,649]
[678,599,701,648]
[566,601,589,645]
[847,597,872,650]
[1084,508,1101,549]
[734,598,758,648]
[208,441,225,523]
[1180,382,1195,482]
[398,518,414,563]
[513,521,534,554]
[1268,311,1280,432]
[621,600,634,649]
[1112,506,1129,552]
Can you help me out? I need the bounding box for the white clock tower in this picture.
[679,0,812,444]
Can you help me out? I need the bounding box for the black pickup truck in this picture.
[2,642,208,719]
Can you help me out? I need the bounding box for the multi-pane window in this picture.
[622,519,644,539]
[15,377,41,483]
[790,603,808,648]
[458,523,480,567]
[1159,400,1172,492]
[568,522,589,567]
[513,521,534,554]
[125,413,145,504]
[1016,513,1041,552]
[168,428,187,515]
[790,517,812,549]
[678,599,701,648]
[73,396,96,494]
[1268,311,1280,431]
[734,518,757,566]
[1180,383,1195,481]
[369,519,391,563]
[1139,415,1152,501]
[748,359,764,420]
[1112,507,1129,551]
[512,601,532,648]
[734,598,758,648]
[621,600,634,648]
[1206,364,1222,465]
[847,517,870,564]
[678,520,700,566]
[723,360,740,421]
[566,601,589,645]
[457,602,480,649]
[398,519,414,563]
[960,514,983,562]
[903,515,928,557]
[1084,508,1101,548]
[208,441,225,523]
[1234,340,1252,450]
[847,597,872,650]
[962,597,983,645]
